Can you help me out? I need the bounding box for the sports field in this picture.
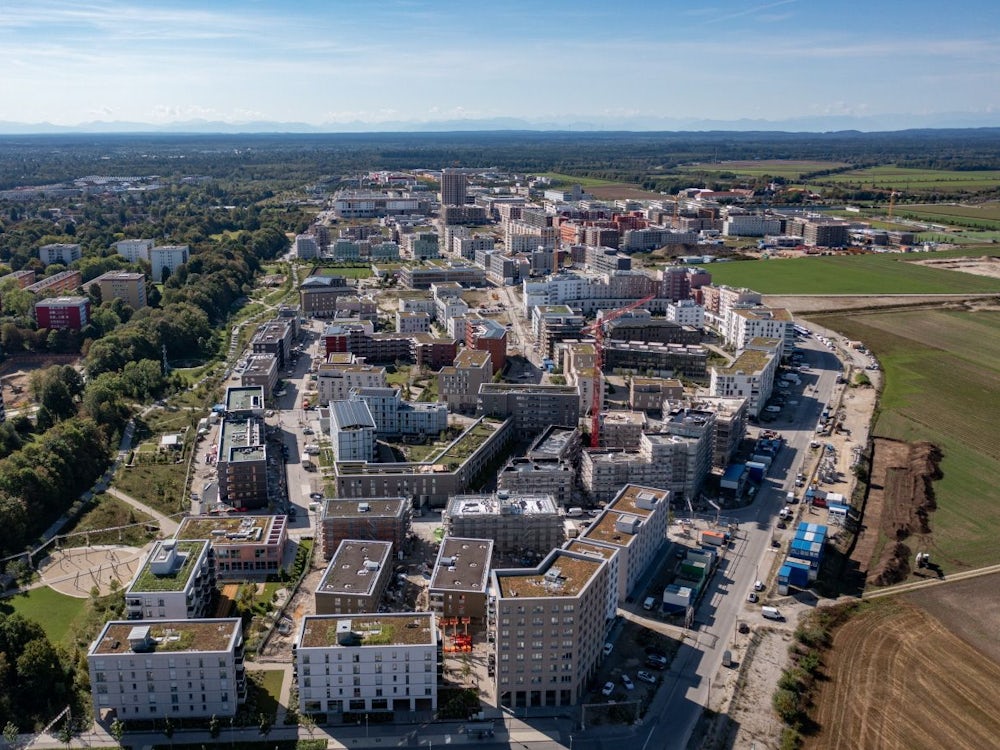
[814,307,1000,568]
[703,252,1000,295]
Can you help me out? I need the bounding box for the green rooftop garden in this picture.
[130,541,205,592]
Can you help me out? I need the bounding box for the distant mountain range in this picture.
[0,112,998,135]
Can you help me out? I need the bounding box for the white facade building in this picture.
[150,245,190,282]
[115,238,154,263]
[296,613,439,715]
[88,618,246,720]
[665,299,705,328]
[329,399,377,462]
[708,342,779,417]
[124,540,215,621]
[39,242,82,266]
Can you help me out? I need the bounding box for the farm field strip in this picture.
[815,309,1000,569]
[676,159,847,178]
[812,166,1000,191]
[703,254,1000,295]
[904,201,1000,222]
[808,599,1000,750]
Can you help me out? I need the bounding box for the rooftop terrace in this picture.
[176,515,284,544]
[496,552,602,599]
[129,540,208,593]
[299,613,435,648]
[92,619,241,655]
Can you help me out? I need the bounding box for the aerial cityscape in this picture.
[0,4,999,750]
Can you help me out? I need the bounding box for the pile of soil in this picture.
[869,439,943,586]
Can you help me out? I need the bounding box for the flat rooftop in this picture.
[92,619,241,655]
[129,540,207,593]
[581,512,642,548]
[299,613,435,648]
[225,386,265,413]
[447,492,559,518]
[243,354,277,376]
[496,551,602,599]
[528,426,578,459]
[176,515,285,545]
[323,498,407,520]
[718,348,774,374]
[563,539,618,561]
[607,484,669,517]
[219,418,266,462]
[319,540,393,596]
[453,348,492,368]
[430,538,493,593]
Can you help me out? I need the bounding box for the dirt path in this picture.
[763,293,997,314]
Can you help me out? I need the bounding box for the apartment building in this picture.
[300,275,358,317]
[88,618,246,720]
[603,340,707,380]
[399,261,486,289]
[465,317,507,374]
[579,485,669,601]
[440,168,468,206]
[708,340,779,417]
[295,233,321,260]
[665,299,705,328]
[150,245,190,282]
[396,310,430,334]
[605,315,701,346]
[175,515,288,579]
[296,613,439,715]
[92,271,147,310]
[560,540,619,624]
[691,396,749,469]
[25,269,82,296]
[477,383,581,439]
[723,306,794,357]
[629,377,684,412]
[444,491,564,555]
[239,354,279,395]
[489,548,611,709]
[315,540,393,615]
[532,306,586,358]
[216,417,269,509]
[34,296,90,329]
[349,387,448,438]
[115,238,154,263]
[438,348,492,414]
[316,358,387,405]
[329,399,377,462]
[320,498,411,561]
[251,319,294,369]
[428,537,493,626]
[124,540,215,621]
[333,191,431,218]
[401,232,441,260]
[39,242,81,266]
[722,213,782,237]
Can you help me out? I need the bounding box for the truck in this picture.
[761,606,784,621]
[701,530,726,547]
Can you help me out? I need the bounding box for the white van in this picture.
[761,606,784,621]
[566,507,584,517]
[642,596,657,611]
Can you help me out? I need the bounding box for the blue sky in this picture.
[2,0,999,129]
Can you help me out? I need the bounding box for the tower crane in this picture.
[580,294,656,448]
[888,189,899,220]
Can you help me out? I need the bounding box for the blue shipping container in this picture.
[783,559,811,587]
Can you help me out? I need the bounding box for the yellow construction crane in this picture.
[888,190,899,220]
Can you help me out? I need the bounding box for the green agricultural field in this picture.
[896,202,1000,231]
[0,587,89,645]
[812,166,1000,193]
[703,252,1000,295]
[813,308,1000,569]
[679,159,847,179]
[540,172,623,188]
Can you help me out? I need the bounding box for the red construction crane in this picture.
[580,294,656,448]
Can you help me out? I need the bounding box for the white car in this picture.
[603,642,614,656]
[621,674,634,691]
[601,681,615,696]
[637,671,657,685]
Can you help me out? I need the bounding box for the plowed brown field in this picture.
[806,599,1000,750]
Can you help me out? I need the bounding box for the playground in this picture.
[37,543,147,598]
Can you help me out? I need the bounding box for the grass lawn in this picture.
[308,265,372,279]
[703,252,1000,295]
[540,172,623,188]
[250,669,284,720]
[0,587,89,646]
[812,308,1000,569]
[113,461,189,516]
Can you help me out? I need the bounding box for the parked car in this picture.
[754,580,765,591]
[601,682,615,696]
[621,674,634,691]
[646,654,668,668]
[747,592,759,603]
[637,671,657,685]
[603,642,614,656]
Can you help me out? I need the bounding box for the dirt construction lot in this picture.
[806,591,1000,750]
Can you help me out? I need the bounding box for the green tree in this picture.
[3,720,19,750]
[258,713,272,739]
[109,718,125,749]
[208,715,220,739]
